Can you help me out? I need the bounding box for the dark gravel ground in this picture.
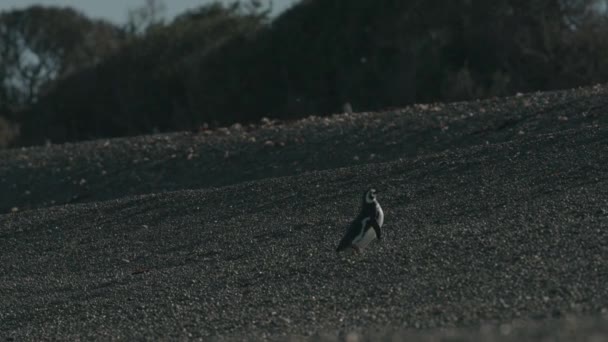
[1,85,608,340]
[1,84,607,214]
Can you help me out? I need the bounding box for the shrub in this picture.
[0,115,19,148]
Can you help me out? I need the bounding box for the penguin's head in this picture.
[364,188,378,204]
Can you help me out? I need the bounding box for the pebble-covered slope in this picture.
[1,84,607,214]
[1,123,607,340]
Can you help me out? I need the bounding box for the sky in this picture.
[0,0,301,23]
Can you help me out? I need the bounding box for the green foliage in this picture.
[125,0,167,36]
[0,6,124,110]
[12,0,608,147]
[17,2,267,145]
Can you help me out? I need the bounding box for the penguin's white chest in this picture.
[352,203,383,249]
[376,203,384,227]
[352,218,376,249]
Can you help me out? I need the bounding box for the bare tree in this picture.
[126,0,167,35]
[0,6,124,109]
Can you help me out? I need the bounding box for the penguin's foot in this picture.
[352,245,361,255]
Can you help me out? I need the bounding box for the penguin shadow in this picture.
[333,231,411,266]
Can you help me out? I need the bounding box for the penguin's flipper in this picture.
[371,219,382,241]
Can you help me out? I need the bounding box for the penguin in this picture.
[336,188,384,254]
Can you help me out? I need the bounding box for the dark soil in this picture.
[2,85,607,214]
[1,84,608,340]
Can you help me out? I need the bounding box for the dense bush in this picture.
[0,5,125,146]
[0,6,124,109]
[15,3,266,145]
[8,0,608,147]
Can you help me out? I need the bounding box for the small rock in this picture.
[345,332,361,342]
[261,117,274,126]
[343,102,353,114]
[499,323,512,335]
